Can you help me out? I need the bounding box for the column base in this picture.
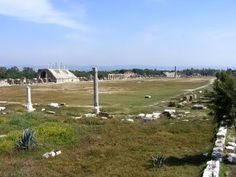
[93,106,100,114]
[26,103,35,112]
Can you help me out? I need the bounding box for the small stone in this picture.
[226,146,235,151]
[46,111,56,114]
[145,95,152,99]
[137,113,145,119]
[163,109,176,114]
[48,103,60,108]
[152,113,161,119]
[228,142,236,147]
[0,107,6,111]
[84,113,96,118]
[42,152,50,158]
[227,153,236,163]
[72,116,82,120]
[55,150,62,155]
[50,151,56,157]
[192,104,207,110]
[184,111,190,115]
[126,118,134,122]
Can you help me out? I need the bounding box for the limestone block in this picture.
[137,113,145,119]
[0,107,6,111]
[227,153,236,163]
[225,146,235,151]
[152,113,161,119]
[228,142,236,147]
[203,160,220,177]
[48,103,60,108]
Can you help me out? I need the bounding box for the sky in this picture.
[0,0,236,68]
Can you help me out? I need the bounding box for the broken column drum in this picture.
[26,85,35,112]
[93,67,100,114]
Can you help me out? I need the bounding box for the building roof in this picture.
[48,69,77,79]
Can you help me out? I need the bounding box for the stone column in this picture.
[175,66,177,79]
[93,67,100,114]
[26,85,35,112]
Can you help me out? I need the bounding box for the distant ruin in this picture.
[107,71,137,80]
[38,69,79,83]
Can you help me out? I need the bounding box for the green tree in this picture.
[0,66,7,79]
[212,71,236,129]
[6,66,22,79]
[22,67,37,79]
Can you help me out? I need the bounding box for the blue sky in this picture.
[0,0,236,68]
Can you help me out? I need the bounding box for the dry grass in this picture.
[0,78,210,114]
[0,78,216,177]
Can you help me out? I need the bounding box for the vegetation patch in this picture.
[36,123,75,146]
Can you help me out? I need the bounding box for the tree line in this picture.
[0,66,37,79]
[1,66,236,80]
[212,71,236,131]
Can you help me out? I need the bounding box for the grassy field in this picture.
[0,78,210,114]
[0,78,217,177]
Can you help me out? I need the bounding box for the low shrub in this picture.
[16,129,37,150]
[151,154,166,168]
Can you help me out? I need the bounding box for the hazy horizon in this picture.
[1,64,235,71]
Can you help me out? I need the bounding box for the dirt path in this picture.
[186,78,215,92]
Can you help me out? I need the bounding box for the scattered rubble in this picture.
[145,95,152,99]
[225,146,235,151]
[203,160,220,177]
[84,113,96,118]
[182,119,189,122]
[46,111,56,115]
[48,103,60,108]
[163,109,176,118]
[72,116,82,120]
[163,109,176,115]
[121,118,134,123]
[226,153,236,164]
[99,112,113,119]
[184,111,191,115]
[203,125,227,177]
[0,107,6,111]
[192,104,207,110]
[137,112,161,121]
[43,150,62,158]
[137,113,145,119]
[41,108,46,112]
[227,142,236,147]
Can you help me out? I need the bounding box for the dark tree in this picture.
[6,66,22,79]
[212,71,236,129]
[0,66,7,79]
[22,67,37,79]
